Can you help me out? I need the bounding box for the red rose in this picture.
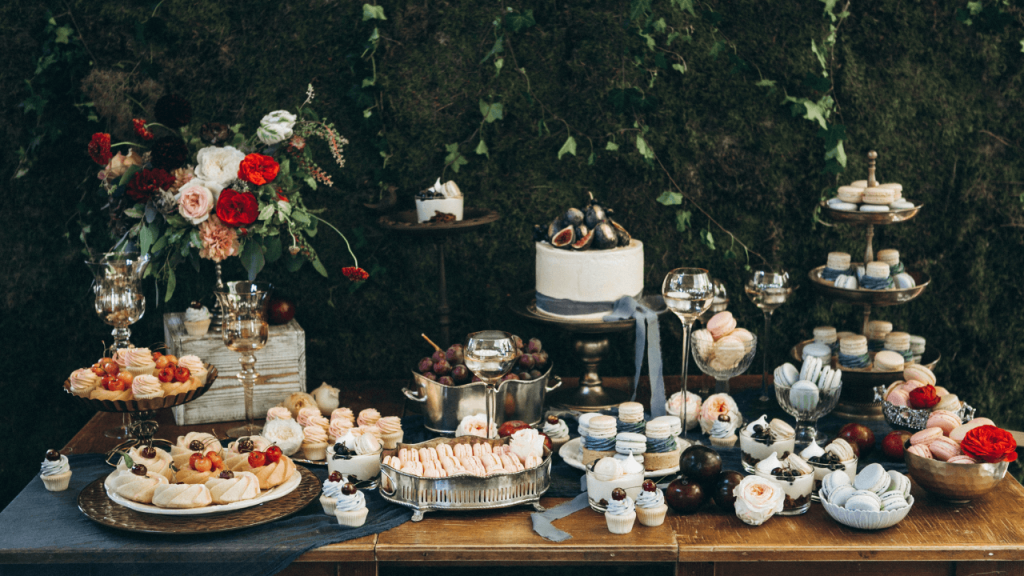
[237,153,279,186]
[88,133,112,166]
[126,168,175,202]
[342,267,369,282]
[215,188,259,227]
[962,425,1018,463]
[132,119,154,141]
[908,385,940,410]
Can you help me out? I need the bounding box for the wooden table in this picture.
[42,376,1024,575]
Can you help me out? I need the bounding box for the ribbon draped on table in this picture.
[605,295,667,417]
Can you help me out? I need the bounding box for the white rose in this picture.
[733,475,785,526]
[510,428,545,460]
[193,146,245,190]
[257,110,298,145]
[175,180,216,225]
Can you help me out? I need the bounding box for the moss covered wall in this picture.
[1,0,1022,506]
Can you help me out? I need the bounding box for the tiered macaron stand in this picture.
[801,151,939,419]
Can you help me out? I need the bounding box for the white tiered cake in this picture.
[535,240,644,321]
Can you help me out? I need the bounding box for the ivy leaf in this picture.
[653,18,667,32]
[709,40,727,59]
[636,135,655,160]
[139,222,157,255]
[654,52,668,69]
[702,10,724,25]
[700,229,716,250]
[967,1,983,15]
[362,78,376,88]
[240,239,266,281]
[629,0,653,21]
[672,63,687,74]
[671,0,697,16]
[264,235,282,263]
[480,36,504,64]
[675,210,692,233]
[657,191,683,205]
[605,141,620,151]
[444,143,468,172]
[124,206,145,219]
[476,138,490,159]
[504,9,535,33]
[557,135,577,160]
[479,100,504,123]
[362,4,386,21]
[164,268,177,302]
[811,39,828,72]
[55,26,73,44]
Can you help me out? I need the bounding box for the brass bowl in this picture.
[820,201,923,225]
[905,448,1008,503]
[808,265,930,307]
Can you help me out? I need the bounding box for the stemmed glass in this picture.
[464,331,520,439]
[662,268,714,439]
[86,252,150,351]
[745,267,793,403]
[691,333,758,395]
[215,281,273,438]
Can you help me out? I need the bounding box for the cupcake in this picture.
[328,419,353,445]
[377,416,404,450]
[131,374,164,402]
[709,414,738,447]
[177,355,208,385]
[183,301,212,336]
[357,408,381,428]
[40,450,72,491]
[698,393,742,434]
[123,348,156,379]
[331,407,355,426]
[542,414,571,451]
[68,368,101,397]
[297,407,322,428]
[334,482,369,527]
[320,470,347,515]
[266,406,294,422]
[635,480,668,527]
[302,425,329,460]
[604,488,637,534]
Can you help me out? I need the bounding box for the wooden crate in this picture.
[163,313,306,426]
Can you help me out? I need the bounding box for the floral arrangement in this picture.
[83,85,367,300]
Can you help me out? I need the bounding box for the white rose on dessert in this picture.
[510,428,545,461]
[193,146,244,191]
[257,110,298,145]
[733,475,785,526]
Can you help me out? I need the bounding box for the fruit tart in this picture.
[223,435,274,470]
[170,432,222,469]
[109,464,169,504]
[152,482,213,509]
[117,445,174,481]
[233,449,296,490]
[204,470,261,505]
[175,451,226,484]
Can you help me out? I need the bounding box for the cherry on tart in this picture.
[265,446,282,463]
[140,446,157,459]
[116,372,133,388]
[174,366,191,383]
[152,351,163,361]
[163,354,179,365]
[107,377,128,392]
[188,440,206,451]
[328,471,343,483]
[189,453,204,469]
[642,480,657,492]
[158,367,176,383]
[205,451,224,470]
[91,364,106,377]
[131,464,148,476]
[101,360,119,376]
[218,470,234,479]
[341,483,358,495]
[237,438,255,453]
[45,449,60,461]
[101,375,114,390]
[155,355,171,370]
[611,487,627,501]
[248,451,267,468]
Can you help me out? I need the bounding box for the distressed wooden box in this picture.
[163,313,306,426]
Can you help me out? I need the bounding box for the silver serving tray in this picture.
[379,437,551,521]
[873,386,975,431]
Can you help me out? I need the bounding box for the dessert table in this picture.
[4,376,1024,576]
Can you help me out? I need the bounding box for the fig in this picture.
[592,222,618,249]
[610,219,631,247]
[585,203,606,228]
[571,229,594,250]
[551,226,575,248]
[533,225,547,242]
[564,207,585,226]
[574,224,589,240]
[546,219,563,242]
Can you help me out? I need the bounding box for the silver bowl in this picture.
[905,448,1008,503]
[873,386,975,432]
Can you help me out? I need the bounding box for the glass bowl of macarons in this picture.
[819,463,915,530]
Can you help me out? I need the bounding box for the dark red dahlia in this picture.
[150,136,190,171]
[88,133,112,165]
[126,168,175,202]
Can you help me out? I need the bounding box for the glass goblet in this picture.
[662,268,714,439]
[744,267,793,403]
[697,278,729,325]
[691,333,757,395]
[215,281,273,439]
[86,252,150,351]
[775,375,843,448]
[464,331,519,439]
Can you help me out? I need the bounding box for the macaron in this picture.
[863,187,896,205]
[860,205,890,213]
[926,410,962,435]
[644,419,673,440]
[885,332,911,351]
[691,328,715,355]
[837,186,864,203]
[769,419,795,439]
[830,200,859,211]
[618,402,645,423]
[817,365,842,391]
[880,491,909,511]
[887,470,911,498]
[909,335,927,355]
[893,273,917,289]
[834,274,859,290]
[891,200,915,210]
[578,413,598,436]
[615,432,648,455]
[710,337,747,371]
[825,438,856,462]
[802,343,832,364]
[904,365,936,386]
[934,386,950,396]
[898,380,927,394]
[854,463,891,495]
[828,484,857,507]
[822,470,852,498]
[884,380,905,398]
[826,252,852,271]
[846,491,882,512]
[731,328,755,344]
[840,335,868,356]
[865,261,891,279]
[850,180,870,188]
[874,351,906,372]
[910,427,943,446]
[814,326,838,346]
[886,388,910,407]
[787,453,814,475]
[929,436,963,462]
[934,394,962,413]
[706,311,737,341]
[876,249,900,267]
[789,381,820,412]
[774,363,799,386]
[879,182,903,195]
[949,417,995,443]
[592,457,623,482]
[947,455,979,464]
[799,356,824,383]
[588,415,618,438]
[865,320,893,340]
[906,444,933,459]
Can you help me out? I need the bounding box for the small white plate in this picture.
[104,469,303,516]
[559,437,686,478]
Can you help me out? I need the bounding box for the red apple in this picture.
[882,431,911,460]
[838,422,876,457]
[268,298,296,325]
[498,420,531,438]
[665,477,707,514]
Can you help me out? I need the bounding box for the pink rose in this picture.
[733,475,785,526]
[175,180,216,225]
[197,215,239,262]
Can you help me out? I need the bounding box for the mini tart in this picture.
[174,466,223,485]
[233,455,297,490]
[110,470,168,504]
[90,388,132,402]
[643,449,680,471]
[205,471,261,504]
[117,446,174,481]
[151,483,212,509]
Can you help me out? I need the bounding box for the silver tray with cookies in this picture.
[379,436,551,521]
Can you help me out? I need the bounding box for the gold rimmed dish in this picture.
[808,265,930,307]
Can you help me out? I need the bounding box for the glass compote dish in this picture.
[86,252,150,351]
[745,267,793,403]
[773,357,843,447]
[691,333,757,395]
[464,331,519,439]
[662,268,715,440]
[215,281,273,439]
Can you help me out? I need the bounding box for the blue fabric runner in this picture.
[604,295,667,417]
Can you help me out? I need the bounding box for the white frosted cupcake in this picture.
[123,348,156,379]
[604,489,636,534]
[183,302,211,337]
[40,450,72,492]
[68,368,101,397]
[334,483,369,527]
[320,471,346,515]
[635,480,668,527]
[177,355,208,385]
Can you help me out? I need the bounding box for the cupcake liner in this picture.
[184,319,212,337]
[303,442,328,461]
[710,434,738,448]
[636,504,668,527]
[319,495,338,516]
[605,511,636,534]
[335,507,369,528]
[381,431,404,450]
[41,470,72,492]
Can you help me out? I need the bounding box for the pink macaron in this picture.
[887,388,910,407]
[926,410,962,435]
[947,455,979,464]
[899,380,927,394]
[934,386,950,397]
[949,417,996,443]
[906,444,933,459]
[910,427,943,446]
[706,311,737,341]
[929,436,962,462]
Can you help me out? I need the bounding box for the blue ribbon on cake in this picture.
[604,295,667,417]
[646,436,677,453]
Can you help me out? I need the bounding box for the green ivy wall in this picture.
[1,0,1022,507]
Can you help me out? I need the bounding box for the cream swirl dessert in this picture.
[510,428,546,461]
[331,407,355,425]
[754,453,814,515]
[132,374,163,399]
[542,416,570,443]
[709,415,739,447]
[124,347,156,378]
[40,450,71,490]
[303,425,328,444]
[455,414,496,438]
[605,494,635,516]
[69,368,101,396]
[804,438,858,499]
[117,445,174,481]
[334,485,366,512]
[262,418,304,456]
[266,406,293,422]
[636,485,665,509]
[333,482,369,528]
[604,489,637,534]
[739,415,795,473]
[177,355,208,384]
[205,471,260,505]
[309,415,330,432]
[184,305,210,322]
[357,408,381,428]
[328,419,353,443]
[297,407,322,428]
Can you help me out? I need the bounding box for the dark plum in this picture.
[712,470,744,512]
[438,376,455,386]
[679,445,723,489]
[431,349,446,363]
[529,369,542,379]
[518,372,532,380]
[421,372,437,382]
[665,478,706,514]
[518,354,536,370]
[501,373,518,382]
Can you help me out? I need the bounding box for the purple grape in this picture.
[431,350,446,363]
[446,344,465,365]
[451,364,470,383]
[417,357,434,373]
[527,338,543,354]
[518,372,532,381]
[536,351,549,367]
[518,354,536,370]
[529,369,542,379]
[433,359,452,376]
[471,375,483,383]
[438,376,455,386]
[422,372,437,382]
